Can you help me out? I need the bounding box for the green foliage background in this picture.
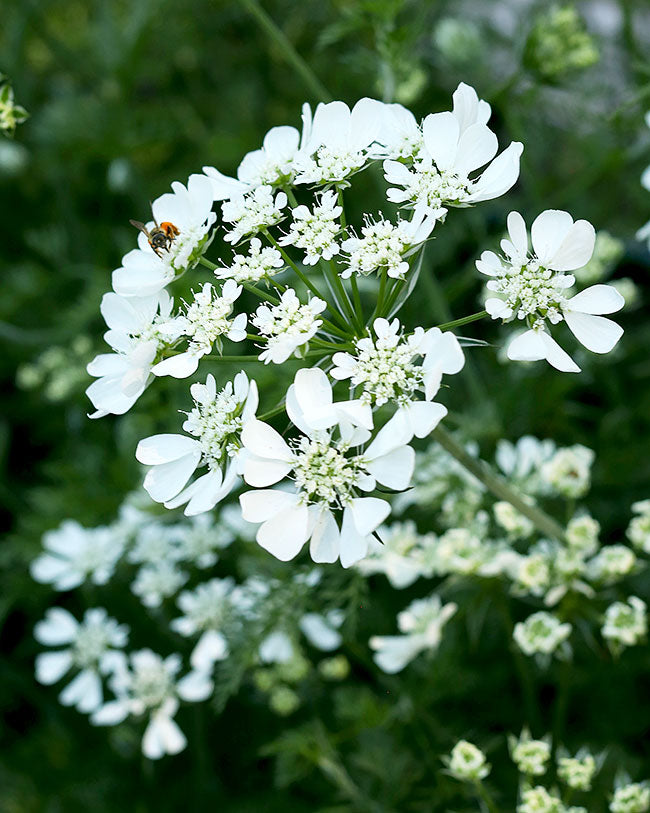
[1,0,649,810]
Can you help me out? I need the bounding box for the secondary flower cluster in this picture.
[83,81,625,569]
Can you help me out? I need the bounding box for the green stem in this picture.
[203,354,264,362]
[258,402,287,421]
[382,276,405,317]
[242,281,279,305]
[265,231,332,305]
[246,332,264,342]
[431,425,566,542]
[437,310,489,331]
[240,0,332,103]
[372,268,388,322]
[474,780,500,813]
[325,260,360,332]
[198,256,218,271]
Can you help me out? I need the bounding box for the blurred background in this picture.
[1,0,649,809]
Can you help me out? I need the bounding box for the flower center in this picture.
[351,341,422,406]
[291,436,363,507]
[184,386,244,469]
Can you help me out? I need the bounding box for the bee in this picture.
[130,217,180,258]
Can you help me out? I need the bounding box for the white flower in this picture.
[171,578,236,670]
[566,514,600,556]
[35,607,128,714]
[602,597,647,649]
[240,367,414,567]
[278,189,342,264]
[340,205,436,279]
[541,444,594,498]
[31,520,124,590]
[86,290,179,417]
[299,610,344,651]
[375,102,423,160]
[204,115,308,198]
[252,288,326,364]
[496,435,557,495]
[429,527,486,576]
[136,371,258,516]
[259,630,294,664]
[128,522,181,565]
[221,184,287,244]
[610,782,650,813]
[627,500,650,554]
[331,317,463,441]
[557,752,597,791]
[494,500,534,538]
[511,552,551,597]
[369,594,457,673]
[513,611,572,659]
[173,513,234,568]
[384,83,523,211]
[215,237,284,284]
[293,97,384,186]
[132,560,188,608]
[509,730,551,776]
[587,544,636,584]
[445,740,490,782]
[357,520,433,588]
[112,174,216,297]
[151,280,246,379]
[518,786,563,813]
[91,649,212,760]
[479,210,624,372]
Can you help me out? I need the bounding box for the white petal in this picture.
[136,434,201,465]
[348,497,391,536]
[530,209,574,266]
[506,329,547,362]
[547,219,596,271]
[34,608,78,645]
[244,455,292,487]
[538,331,581,372]
[309,508,340,563]
[506,211,528,256]
[453,123,498,176]
[257,504,310,561]
[564,284,624,315]
[465,141,523,202]
[35,651,73,685]
[142,453,201,503]
[366,445,414,490]
[422,112,459,171]
[339,507,369,568]
[404,401,447,439]
[239,489,298,523]
[564,311,623,354]
[176,670,213,702]
[91,700,129,726]
[151,353,201,379]
[190,630,228,670]
[241,420,292,462]
[60,669,102,713]
[299,613,342,651]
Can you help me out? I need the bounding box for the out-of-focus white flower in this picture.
[369,594,457,673]
[173,513,234,568]
[566,514,600,556]
[132,560,188,608]
[215,238,285,284]
[278,189,342,265]
[92,649,212,760]
[136,371,258,516]
[444,740,490,782]
[557,751,598,791]
[588,545,637,584]
[151,280,246,379]
[171,578,236,669]
[496,436,557,495]
[357,520,434,588]
[252,289,327,364]
[299,610,344,651]
[375,102,423,160]
[340,205,436,279]
[35,607,128,713]
[508,729,551,776]
[494,500,535,538]
[31,520,124,590]
[610,782,650,813]
[627,500,650,554]
[113,174,216,297]
[513,611,572,660]
[518,786,564,813]
[511,552,551,597]
[259,630,294,664]
[541,445,594,498]
[384,83,522,213]
[331,317,463,442]
[602,597,647,650]
[86,290,180,417]
[479,210,623,373]
[128,522,182,565]
[240,368,413,568]
[293,98,384,186]
[221,185,287,244]
[429,527,486,576]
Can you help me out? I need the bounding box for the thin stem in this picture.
[265,231,330,304]
[372,268,388,322]
[240,0,332,103]
[242,281,280,305]
[437,310,489,331]
[474,780,500,813]
[431,424,566,542]
[382,276,405,317]
[203,354,264,362]
[246,332,264,342]
[325,260,360,332]
[198,256,218,271]
[258,402,287,421]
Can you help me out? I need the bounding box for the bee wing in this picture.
[129,219,151,238]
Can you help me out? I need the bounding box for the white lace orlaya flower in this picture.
[278,189,342,264]
[479,210,624,373]
[203,104,313,200]
[383,82,523,212]
[34,607,128,714]
[221,185,288,244]
[215,237,285,284]
[331,317,463,441]
[369,595,457,674]
[340,204,436,280]
[293,98,384,186]
[31,520,125,590]
[239,368,415,568]
[91,650,212,760]
[252,288,327,364]
[136,371,258,516]
[86,290,180,418]
[373,102,423,160]
[112,174,216,297]
[171,578,235,670]
[151,280,246,379]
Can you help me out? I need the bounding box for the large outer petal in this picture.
[241,420,292,462]
[257,503,310,561]
[530,210,574,266]
[422,112,460,171]
[564,311,623,354]
[547,220,596,271]
[136,434,201,465]
[564,284,624,315]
